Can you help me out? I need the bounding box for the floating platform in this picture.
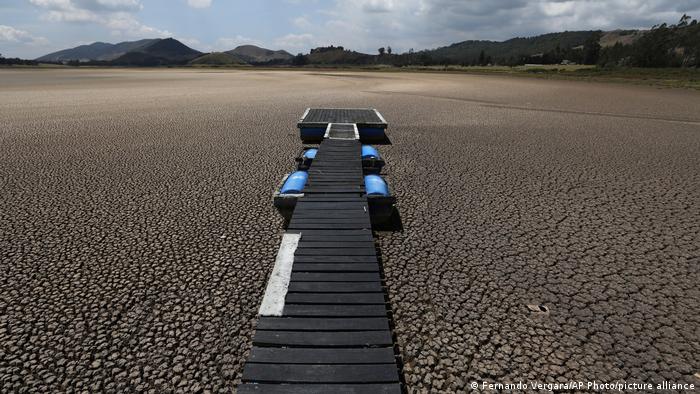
[239,110,401,393]
[275,140,395,224]
[298,108,388,143]
[296,145,385,174]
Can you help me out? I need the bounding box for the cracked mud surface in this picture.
[1,69,699,392]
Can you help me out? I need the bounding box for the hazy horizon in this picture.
[2,0,700,59]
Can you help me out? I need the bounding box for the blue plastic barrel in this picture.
[364,175,389,196]
[281,171,308,194]
[361,145,381,160]
[303,148,318,160]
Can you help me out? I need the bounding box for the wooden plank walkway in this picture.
[238,136,402,393]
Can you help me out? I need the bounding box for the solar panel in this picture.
[299,108,387,128]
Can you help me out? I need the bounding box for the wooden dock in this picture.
[238,110,401,393]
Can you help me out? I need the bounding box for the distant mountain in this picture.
[106,38,202,66]
[189,52,248,65]
[227,45,293,64]
[36,39,160,62]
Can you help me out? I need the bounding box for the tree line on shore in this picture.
[0,55,38,66]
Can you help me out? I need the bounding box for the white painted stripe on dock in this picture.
[374,108,387,124]
[258,233,301,316]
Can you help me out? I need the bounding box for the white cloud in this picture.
[104,13,171,37]
[292,16,311,29]
[29,0,142,13]
[359,0,395,13]
[274,33,316,52]
[29,0,169,38]
[187,0,212,9]
[285,0,700,54]
[0,25,49,46]
[178,37,201,48]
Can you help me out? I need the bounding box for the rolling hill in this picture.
[305,48,373,65]
[110,38,202,66]
[189,52,248,65]
[227,45,293,64]
[36,39,160,62]
[425,31,600,64]
[36,38,201,65]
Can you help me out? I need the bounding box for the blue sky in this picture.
[2,0,700,59]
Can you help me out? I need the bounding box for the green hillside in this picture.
[227,45,293,64]
[598,15,699,67]
[189,52,247,65]
[110,38,202,66]
[305,48,373,65]
[425,31,600,65]
[36,39,160,62]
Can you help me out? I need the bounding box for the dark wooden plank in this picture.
[304,184,363,188]
[296,197,366,201]
[293,255,378,263]
[298,236,374,242]
[306,177,361,180]
[305,184,362,188]
[314,153,360,156]
[294,205,366,210]
[285,293,385,304]
[293,209,368,214]
[238,383,401,394]
[303,188,363,192]
[290,219,371,225]
[242,364,399,383]
[309,169,360,172]
[303,189,365,194]
[296,229,372,236]
[283,304,387,317]
[288,223,370,230]
[307,171,363,176]
[296,198,365,204]
[314,155,359,158]
[298,241,375,248]
[248,347,395,364]
[311,155,360,158]
[292,210,367,215]
[256,317,390,331]
[310,161,361,164]
[291,272,381,282]
[292,263,379,272]
[297,200,366,205]
[287,282,383,293]
[307,168,362,172]
[290,222,371,228]
[305,177,361,179]
[310,160,360,162]
[292,213,369,220]
[308,167,362,170]
[253,330,392,347]
[294,248,376,256]
[303,187,362,191]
